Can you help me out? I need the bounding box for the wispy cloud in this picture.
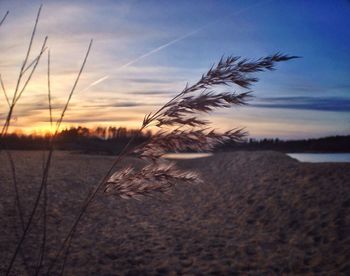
[251,97,350,112]
[118,29,201,69]
[121,77,180,84]
[81,101,153,108]
[129,90,175,96]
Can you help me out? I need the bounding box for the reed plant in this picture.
[48,53,297,274]
[1,5,297,275]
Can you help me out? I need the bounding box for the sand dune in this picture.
[1,151,349,275]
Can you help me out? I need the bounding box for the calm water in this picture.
[164,152,350,163]
[288,153,350,163]
[164,153,213,159]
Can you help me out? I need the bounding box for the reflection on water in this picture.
[164,153,213,160]
[164,153,350,162]
[288,153,350,163]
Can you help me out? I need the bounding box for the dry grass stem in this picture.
[0,74,10,107]
[11,5,43,104]
[22,46,48,76]
[35,49,54,275]
[47,50,53,128]
[13,37,48,106]
[54,40,93,133]
[0,11,9,27]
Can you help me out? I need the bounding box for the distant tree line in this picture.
[0,126,152,155]
[1,126,349,154]
[219,135,350,153]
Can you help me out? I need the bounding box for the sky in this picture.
[0,0,349,139]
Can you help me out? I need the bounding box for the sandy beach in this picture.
[1,150,349,275]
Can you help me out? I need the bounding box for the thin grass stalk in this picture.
[12,223,31,276]
[1,70,34,276]
[9,5,42,106]
[54,41,92,132]
[49,80,211,271]
[5,40,93,276]
[47,50,53,128]
[35,50,54,275]
[0,74,10,107]
[5,151,25,230]
[5,148,53,276]
[0,11,9,27]
[50,65,242,272]
[47,132,142,274]
[35,149,49,276]
[47,81,196,272]
[5,150,32,275]
[59,234,73,276]
[34,150,47,275]
[22,46,48,76]
[13,37,48,106]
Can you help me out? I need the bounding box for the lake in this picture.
[164,152,350,163]
[164,153,213,159]
[287,153,350,163]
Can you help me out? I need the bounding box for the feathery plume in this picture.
[105,162,201,200]
[135,128,246,160]
[137,54,298,162]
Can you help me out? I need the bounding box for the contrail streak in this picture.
[119,29,200,70]
[119,0,274,69]
[82,0,273,92]
[80,75,109,92]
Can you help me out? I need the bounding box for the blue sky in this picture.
[0,0,349,138]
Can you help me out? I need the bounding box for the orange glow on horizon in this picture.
[7,121,144,137]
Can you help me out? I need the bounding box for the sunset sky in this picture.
[0,0,349,139]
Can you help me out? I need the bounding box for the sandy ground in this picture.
[0,150,349,275]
